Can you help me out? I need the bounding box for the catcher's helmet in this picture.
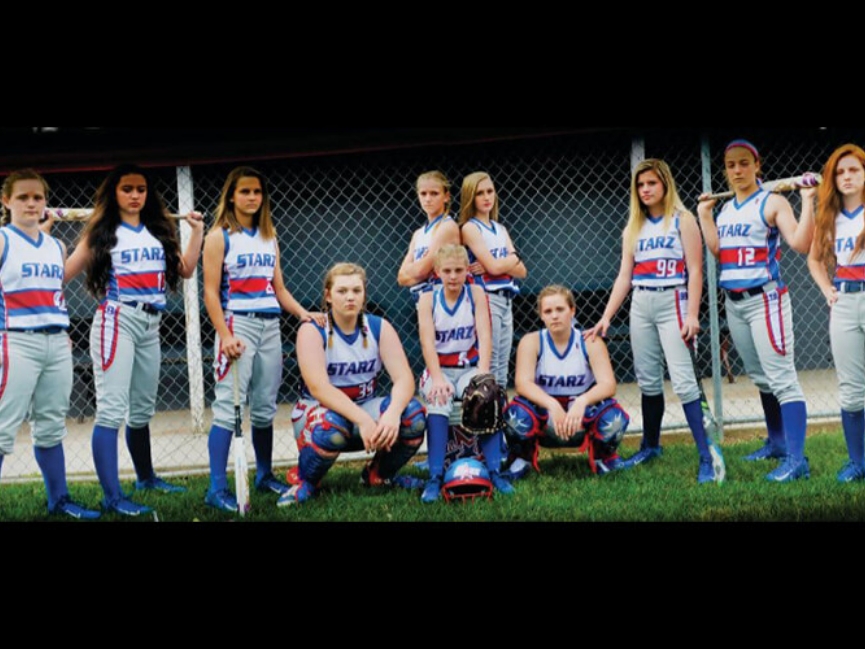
[442,458,494,503]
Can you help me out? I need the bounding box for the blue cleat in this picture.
[135,475,187,494]
[490,472,515,496]
[421,477,443,504]
[255,472,291,495]
[697,458,716,484]
[622,446,663,469]
[743,439,786,462]
[595,455,626,475]
[837,461,865,483]
[766,456,810,483]
[204,488,238,513]
[51,495,101,520]
[103,496,153,517]
[277,480,317,507]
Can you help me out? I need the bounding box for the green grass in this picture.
[4,429,865,522]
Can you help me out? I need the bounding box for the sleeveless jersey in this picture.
[716,189,782,291]
[301,314,384,403]
[220,227,280,314]
[466,218,520,295]
[105,222,167,310]
[535,327,594,406]
[834,205,865,283]
[409,214,454,299]
[432,285,479,368]
[0,226,69,331]
[632,213,686,288]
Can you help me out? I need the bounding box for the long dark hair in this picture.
[80,164,182,299]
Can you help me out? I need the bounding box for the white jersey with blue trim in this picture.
[632,213,686,288]
[535,327,594,399]
[105,222,167,310]
[220,227,280,314]
[466,218,520,295]
[409,214,454,299]
[301,314,384,403]
[0,226,69,331]
[716,189,782,291]
[432,285,479,368]
[834,205,865,283]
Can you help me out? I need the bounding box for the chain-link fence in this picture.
[1,127,856,482]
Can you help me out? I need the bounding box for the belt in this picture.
[5,327,67,335]
[120,301,161,315]
[488,289,515,298]
[635,285,684,293]
[836,281,865,294]
[232,311,280,320]
[725,282,778,302]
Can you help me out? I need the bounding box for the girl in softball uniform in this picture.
[697,139,815,483]
[504,285,629,478]
[807,143,865,482]
[417,244,512,503]
[587,159,724,484]
[63,164,204,516]
[459,172,527,392]
[279,263,426,506]
[397,170,460,303]
[0,169,99,519]
[202,166,325,513]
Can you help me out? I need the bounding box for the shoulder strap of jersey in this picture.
[365,313,383,344]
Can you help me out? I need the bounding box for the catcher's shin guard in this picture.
[297,409,351,486]
[585,399,630,463]
[368,397,426,481]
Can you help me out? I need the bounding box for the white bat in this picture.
[43,208,188,221]
[233,362,250,516]
[698,172,822,202]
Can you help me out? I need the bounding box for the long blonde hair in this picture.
[623,159,688,254]
[814,143,865,273]
[458,172,499,226]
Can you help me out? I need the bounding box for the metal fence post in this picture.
[700,134,724,440]
[176,166,206,435]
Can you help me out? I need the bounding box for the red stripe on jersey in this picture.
[337,382,376,402]
[117,272,163,291]
[5,289,60,310]
[438,347,479,368]
[229,277,273,295]
[633,259,685,278]
[719,247,770,265]
[836,266,865,281]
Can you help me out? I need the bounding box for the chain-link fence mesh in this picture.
[1,127,857,482]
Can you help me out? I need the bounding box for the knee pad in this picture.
[584,399,630,455]
[301,407,352,454]
[381,396,427,442]
[504,396,545,441]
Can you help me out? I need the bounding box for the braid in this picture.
[361,312,368,349]
[327,310,335,349]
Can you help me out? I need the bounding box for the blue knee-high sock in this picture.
[0,454,4,477]
[480,432,504,474]
[642,393,665,449]
[125,424,154,482]
[781,401,807,461]
[759,392,786,453]
[841,409,865,467]
[208,425,234,493]
[34,444,68,510]
[92,425,122,501]
[427,415,449,479]
[682,399,711,461]
[251,425,273,481]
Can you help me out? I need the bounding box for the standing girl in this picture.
[807,143,865,482]
[417,244,513,502]
[397,170,460,302]
[64,164,204,516]
[279,263,426,505]
[0,169,100,519]
[202,166,324,513]
[459,172,527,391]
[587,159,724,483]
[697,139,815,482]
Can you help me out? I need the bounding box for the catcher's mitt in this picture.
[460,373,507,435]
